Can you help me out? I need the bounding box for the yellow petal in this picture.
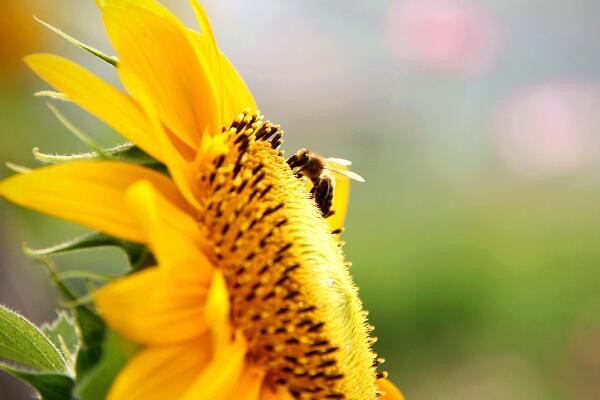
[24,54,162,162]
[181,333,247,400]
[225,365,265,400]
[219,51,257,122]
[101,1,218,150]
[259,385,295,400]
[204,269,231,350]
[105,31,205,210]
[125,180,208,268]
[107,338,211,400]
[97,0,168,16]
[327,173,350,233]
[143,90,204,210]
[187,28,257,125]
[189,0,222,121]
[378,378,405,400]
[189,0,257,123]
[95,265,209,345]
[0,161,183,243]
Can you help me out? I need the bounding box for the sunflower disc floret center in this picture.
[195,110,380,400]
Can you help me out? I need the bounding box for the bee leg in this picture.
[323,210,336,218]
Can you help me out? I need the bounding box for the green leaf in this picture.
[41,312,79,369]
[75,331,138,400]
[0,362,74,400]
[0,305,67,373]
[34,16,118,66]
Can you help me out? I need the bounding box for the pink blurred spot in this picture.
[494,83,600,176]
[387,0,501,76]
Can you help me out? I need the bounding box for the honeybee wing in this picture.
[325,157,352,166]
[324,166,366,182]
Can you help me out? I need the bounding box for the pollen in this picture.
[195,110,381,399]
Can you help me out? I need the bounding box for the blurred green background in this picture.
[2,0,600,399]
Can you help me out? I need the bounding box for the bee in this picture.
[287,148,365,218]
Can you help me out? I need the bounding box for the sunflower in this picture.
[0,0,404,399]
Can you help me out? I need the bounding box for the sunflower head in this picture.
[195,109,379,398]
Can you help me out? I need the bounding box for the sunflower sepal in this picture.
[23,231,155,270]
[33,258,108,383]
[34,90,69,101]
[40,311,79,369]
[34,16,118,66]
[33,143,160,166]
[44,292,137,400]
[74,330,139,400]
